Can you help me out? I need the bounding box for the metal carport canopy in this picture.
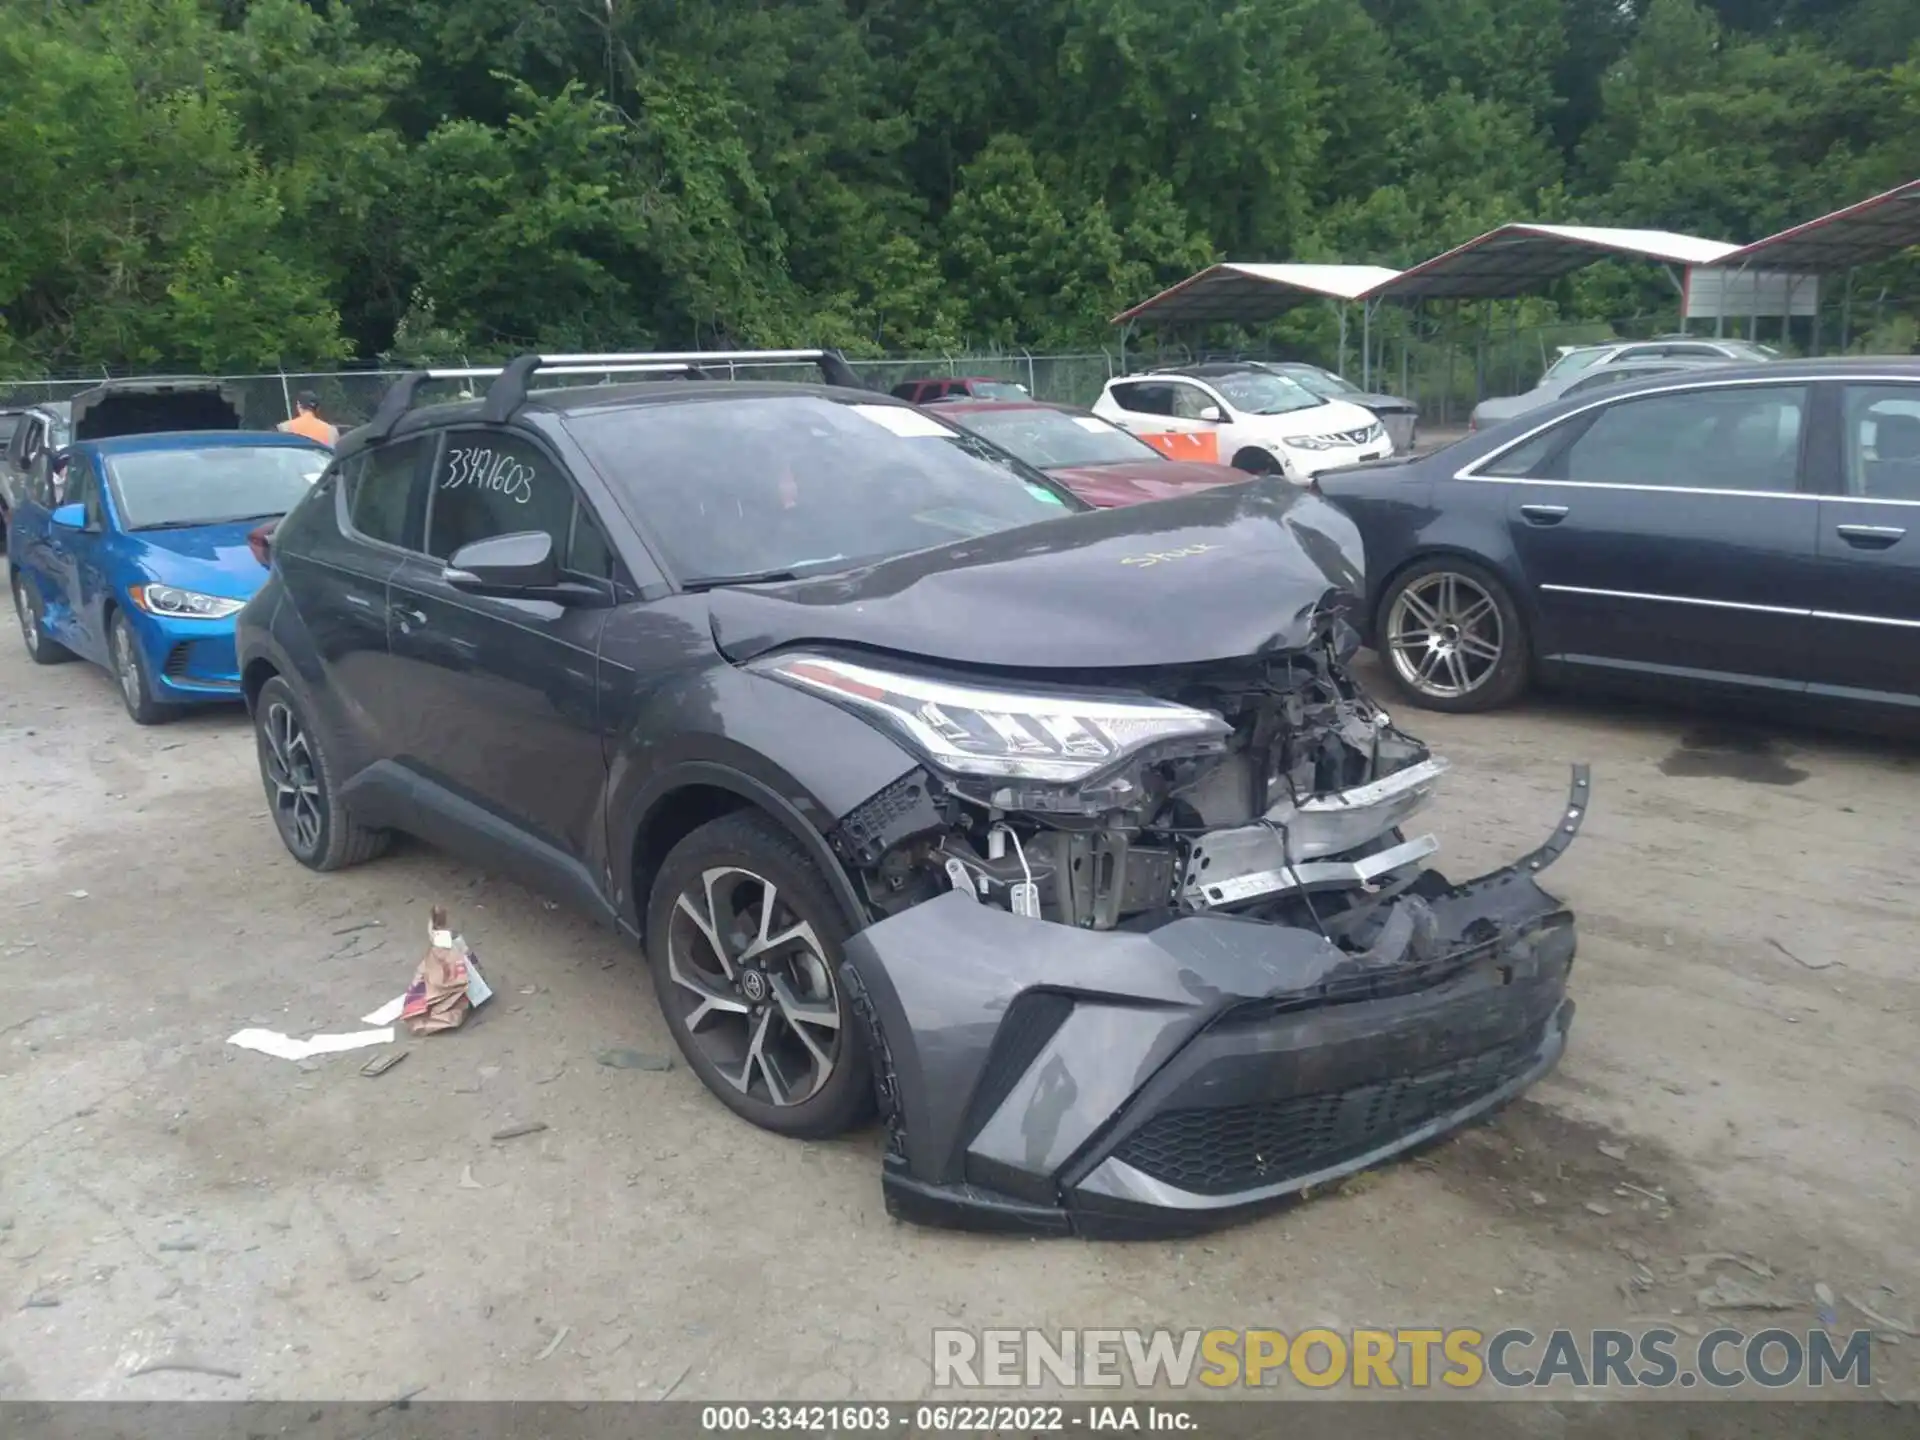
[1363,224,1742,301]
[1111,263,1403,325]
[1715,179,1920,272]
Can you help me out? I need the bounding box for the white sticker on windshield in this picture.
[850,404,955,438]
[1071,417,1111,433]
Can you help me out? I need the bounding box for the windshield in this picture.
[1271,365,1361,399]
[569,397,1082,585]
[965,381,1031,400]
[1719,340,1777,361]
[1209,371,1324,416]
[954,407,1162,468]
[1543,348,1610,382]
[107,445,329,530]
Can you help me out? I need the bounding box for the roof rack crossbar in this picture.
[481,348,865,421]
[363,362,711,441]
[363,348,866,440]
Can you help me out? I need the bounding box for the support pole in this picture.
[1361,302,1372,390]
[1337,303,1349,378]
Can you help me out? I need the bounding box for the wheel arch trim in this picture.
[621,761,868,934]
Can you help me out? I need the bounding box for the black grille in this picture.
[1113,1038,1537,1196]
[161,643,193,678]
[962,990,1074,1142]
[831,771,942,866]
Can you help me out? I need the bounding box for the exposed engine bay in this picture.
[814,627,1474,953]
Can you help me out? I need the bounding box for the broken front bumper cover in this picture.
[841,766,1591,1238]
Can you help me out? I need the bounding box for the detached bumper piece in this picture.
[842,766,1590,1238]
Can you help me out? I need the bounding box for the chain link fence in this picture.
[5,308,1905,437]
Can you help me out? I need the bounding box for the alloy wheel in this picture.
[665,866,842,1107]
[14,577,37,655]
[1386,571,1505,700]
[262,700,325,855]
[112,621,141,708]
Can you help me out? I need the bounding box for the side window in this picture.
[1558,385,1808,492]
[1110,382,1173,417]
[426,429,575,562]
[62,458,101,525]
[1841,384,1920,502]
[1478,424,1569,479]
[1168,383,1218,420]
[567,504,616,579]
[345,437,431,549]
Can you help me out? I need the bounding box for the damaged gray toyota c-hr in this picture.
[236,350,1588,1239]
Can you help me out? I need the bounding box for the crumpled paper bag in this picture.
[400,906,492,1035]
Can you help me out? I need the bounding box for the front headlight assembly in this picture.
[128,584,245,619]
[1282,433,1341,452]
[755,654,1231,788]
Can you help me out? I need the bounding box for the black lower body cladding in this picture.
[840,769,1589,1237]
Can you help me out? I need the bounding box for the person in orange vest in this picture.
[278,391,340,447]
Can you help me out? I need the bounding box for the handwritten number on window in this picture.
[442,447,535,504]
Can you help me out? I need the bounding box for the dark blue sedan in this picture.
[7,430,330,722]
[1315,357,1920,715]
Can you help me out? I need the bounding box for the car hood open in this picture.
[707,482,1367,671]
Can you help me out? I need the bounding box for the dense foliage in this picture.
[0,0,1913,372]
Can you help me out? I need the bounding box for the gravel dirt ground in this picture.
[0,634,1915,1408]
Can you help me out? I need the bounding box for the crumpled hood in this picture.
[708,482,1367,671]
[1045,459,1247,508]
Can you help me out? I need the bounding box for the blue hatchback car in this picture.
[7,430,331,723]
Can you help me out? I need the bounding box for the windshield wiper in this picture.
[133,512,285,532]
[681,555,857,591]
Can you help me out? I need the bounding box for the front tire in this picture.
[12,571,72,664]
[109,610,176,725]
[646,812,873,1139]
[1231,447,1282,475]
[253,674,391,871]
[1376,557,1529,712]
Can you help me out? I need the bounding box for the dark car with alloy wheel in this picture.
[236,349,1589,1238]
[1313,357,1920,715]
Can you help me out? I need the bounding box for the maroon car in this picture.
[931,399,1247,508]
[889,376,1033,404]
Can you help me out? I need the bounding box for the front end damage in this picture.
[766,626,1588,1237]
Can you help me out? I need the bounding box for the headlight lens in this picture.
[757,654,1231,782]
[1282,433,1341,451]
[128,584,244,619]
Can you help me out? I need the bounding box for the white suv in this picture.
[1092,365,1391,481]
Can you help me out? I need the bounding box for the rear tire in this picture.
[646,811,873,1139]
[253,674,391,871]
[1375,557,1530,712]
[12,571,73,665]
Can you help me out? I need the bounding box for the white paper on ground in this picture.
[360,947,491,1027]
[227,1027,395,1062]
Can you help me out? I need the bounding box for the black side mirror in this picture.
[445,531,560,595]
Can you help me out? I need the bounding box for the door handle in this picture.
[391,605,428,629]
[1520,504,1569,526]
[1835,524,1905,550]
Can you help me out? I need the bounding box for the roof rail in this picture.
[359,349,867,442]
[481,349,866,421]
